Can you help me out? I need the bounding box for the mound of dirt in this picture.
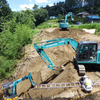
[9,28,100,99]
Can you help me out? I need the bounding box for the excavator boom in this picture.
[12,72,34,95]
[34,37,78,70]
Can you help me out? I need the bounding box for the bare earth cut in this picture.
[1,28,100,99]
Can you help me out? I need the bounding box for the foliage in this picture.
[45,0,100,17]
[33,4,38,10]
[0,0,12,32]
[13,9,36,29]
[33,8,48,25]
[0,23,34,79]
[71,23,100,35]
[0,0,12,18]
[0,56,16,80]
[37,19,58,29]
[65,0,77,10]
[73,15,83,23]
[58,14,64,22]
[0,2,49,80]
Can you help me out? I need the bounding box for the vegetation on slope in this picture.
[71,23,100,35]
[0,0,48,80]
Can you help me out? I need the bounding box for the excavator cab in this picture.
[3,82,18,100]
[76,41,98,62]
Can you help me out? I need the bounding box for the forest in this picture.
[45,0,100,16]
[0,0,100,80]
[0,0,48,79]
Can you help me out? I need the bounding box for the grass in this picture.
[37,19,59,29]
[70,23,100,35]
[32,28,40,36]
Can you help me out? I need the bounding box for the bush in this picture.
[0,7,48,80]
[37,19,58,29]
[58,14,64,22]
[0,23,34,80]
[71,23,100,35]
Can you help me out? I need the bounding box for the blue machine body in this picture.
[59,12,73,29]
[34,37,100,70]
[34,37,78,70]
[76,41,100,65]
[12,72,34,95]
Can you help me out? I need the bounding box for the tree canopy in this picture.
[45,0,100,16]
[0,0,48,80]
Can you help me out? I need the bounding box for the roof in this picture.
[87,15,100,19]
[79,41,98,45]
[77,12,89,16]
[3,82,13,89]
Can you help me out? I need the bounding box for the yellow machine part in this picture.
[3,95,18,100]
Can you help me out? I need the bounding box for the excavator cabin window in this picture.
[3,87,13,97]
[79,45,89,60]
[78,43,97,61]
[89,44,97,59]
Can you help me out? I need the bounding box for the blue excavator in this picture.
[34,37,100,75]
[2,72,34,100]
[59,12,73,29]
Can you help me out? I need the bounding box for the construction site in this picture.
[0,27,100,100]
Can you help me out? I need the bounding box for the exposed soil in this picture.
[22,90,100,100]
[0,27,100,99]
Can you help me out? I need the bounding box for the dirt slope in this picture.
[8,28,100,99]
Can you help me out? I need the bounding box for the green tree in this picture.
[33,4,38,10]
[58,14,64,22]
[12,9,35,29]
[0,0,12,17]
[0,0,12,32]
[65,0,77,10]
[33,8,48,25]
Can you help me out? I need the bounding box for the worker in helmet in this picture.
[79,75,92,92]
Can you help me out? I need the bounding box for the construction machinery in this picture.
[34,37,100,75]
[2,72,34,100]
[59,12,73,29]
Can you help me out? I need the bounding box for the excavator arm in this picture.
[12,72,34,95]
[34,37,78,70]
[65,12,73,23]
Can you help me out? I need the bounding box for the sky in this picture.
[7,0,65,11]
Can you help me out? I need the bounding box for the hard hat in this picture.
[83,75,87,79]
